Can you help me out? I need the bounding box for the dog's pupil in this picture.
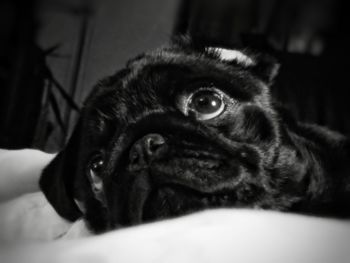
[191,91,221,114]
[90,158,104,173]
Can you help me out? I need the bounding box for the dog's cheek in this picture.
[221,105,277,144]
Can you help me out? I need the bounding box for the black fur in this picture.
[40,37,350,233]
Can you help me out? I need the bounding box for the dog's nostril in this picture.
[129,134,166,166]
[144,134,165,156]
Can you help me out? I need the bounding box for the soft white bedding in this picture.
[0,149,55,201]
[0,149,349,263]
[1,209,350,263]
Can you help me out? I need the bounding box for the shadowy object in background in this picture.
[0,0,84,150]
[0,0,44,149]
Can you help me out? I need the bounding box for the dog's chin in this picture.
[142,185,238,222]
[122,155,245,225]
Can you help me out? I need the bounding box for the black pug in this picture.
[40,37,350,233]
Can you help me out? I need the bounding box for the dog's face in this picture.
[40,38,349,232]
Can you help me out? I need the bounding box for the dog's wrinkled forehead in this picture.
[85,40,275,124]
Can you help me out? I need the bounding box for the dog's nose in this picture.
[129,133,166,166]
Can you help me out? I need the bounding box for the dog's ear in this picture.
[250,52,280,84]
[40,120,84,221]
[205,46,280,84]
[171,35,280,84]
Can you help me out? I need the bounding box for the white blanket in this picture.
[1,210,350,263]
[0,149,350,263]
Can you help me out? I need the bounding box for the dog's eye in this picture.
[89,154,104,175]
[186,89,225,120]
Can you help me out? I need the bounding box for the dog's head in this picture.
[40,37,349,232]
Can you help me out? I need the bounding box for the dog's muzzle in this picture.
[106,114,263,227]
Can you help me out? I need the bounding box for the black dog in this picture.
[40,37,350,233]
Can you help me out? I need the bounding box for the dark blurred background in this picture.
[0,0,349,152]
